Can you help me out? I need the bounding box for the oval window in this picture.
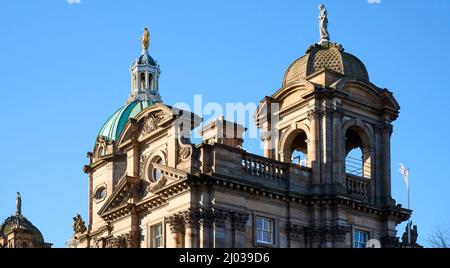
[94,186,107,201]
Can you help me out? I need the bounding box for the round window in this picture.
[150,157,164,182]
[94,186,107,201]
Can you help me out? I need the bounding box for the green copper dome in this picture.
[98,100,154,141]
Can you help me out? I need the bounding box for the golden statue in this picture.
[142,27,150,50]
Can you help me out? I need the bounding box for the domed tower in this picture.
[0,193,52,248]
[75,28,201,248]
[255,5,405,246]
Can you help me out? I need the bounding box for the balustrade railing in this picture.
[241,155,287,180]
[346,174,371,201]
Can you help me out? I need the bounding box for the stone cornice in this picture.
[189,175,410,221]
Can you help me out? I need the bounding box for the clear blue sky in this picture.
[0,0,449,248]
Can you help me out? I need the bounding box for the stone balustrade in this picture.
[196,143,312,194]
[346,174,371,201]
[241,154,287,180]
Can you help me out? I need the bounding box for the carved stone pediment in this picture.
[98,176,140,217]
[140,113,165,138]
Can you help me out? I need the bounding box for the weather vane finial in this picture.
[318,4,330,45]
[142,27,150,50]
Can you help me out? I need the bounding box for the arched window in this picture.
[345,127,371,178]
[289,131,308,167]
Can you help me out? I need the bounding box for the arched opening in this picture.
[289,131,308,167]
[149,74,154,91]
[140,72,146,90]
[345,127,371,178]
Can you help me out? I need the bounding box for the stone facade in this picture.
[69,19,411,248]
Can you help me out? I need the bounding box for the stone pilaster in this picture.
[165,214,184,248]
[288,223,305,248]
[182,209,201,248]
[331,101,345,187]
[231,212,249,248]
[307,107,322,187]
[212,209,228,248]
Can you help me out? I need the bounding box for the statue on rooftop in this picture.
[142,27,150,50]
[73,214,87,234]
[16,192,22,216]
[318,4,330,45]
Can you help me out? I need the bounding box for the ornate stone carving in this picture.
[305,224,351,243]
[95,136,113,158]
[139,154,148,179]
[182,209,202,228]
[212,209,229,228]
[288,223,304,241]
[165,215,184,234]
[306,42,344,54]
[142,114,163,135]
[260,131,272,142]
[72,214,87,234]
[400,223,422,248]
[105,233,133,248]
[146,176,168,193]
[177,133,193,164]
[307,108,323,122]
[231,212,249,232]
[91,238,100,248]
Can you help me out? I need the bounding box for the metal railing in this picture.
[345,155,371,178]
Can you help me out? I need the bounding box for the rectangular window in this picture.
[151,223,163,248]
[353,230,369,248]
[256,216,274,245]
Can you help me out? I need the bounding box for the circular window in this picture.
[149,156,164,182]
[94,186,107,201]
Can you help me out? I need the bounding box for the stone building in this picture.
[69,7,410,248]
[0,193,52,248]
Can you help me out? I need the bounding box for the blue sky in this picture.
[0,0,449,248]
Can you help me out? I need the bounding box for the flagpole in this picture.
[399,164,411,245]
[407,169,411,245]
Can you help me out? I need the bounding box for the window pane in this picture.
[257,230,263,242]
[265,220,272,232]
[353,230,369,248]
[256,218,263,230]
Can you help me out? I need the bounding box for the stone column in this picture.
[321,105,333,186]
[307,108,321,187]
[331,102,345,186]
[166,215,184,248]
[380,123,393,205]
[145,71,149,91]
[183,209,200,248]
[212,209,228,248]
[231,212,249,248]
[199,209,214,248]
